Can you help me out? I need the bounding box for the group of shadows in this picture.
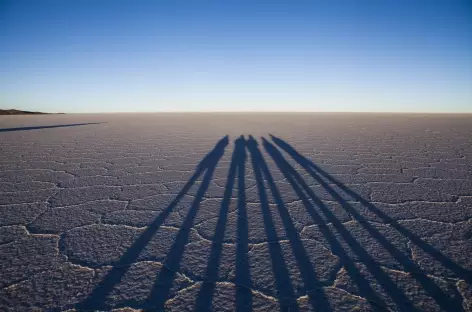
[76,135,471,312]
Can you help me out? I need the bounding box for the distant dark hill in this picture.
[0,109,62,115]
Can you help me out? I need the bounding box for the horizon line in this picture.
[32,111,472,115]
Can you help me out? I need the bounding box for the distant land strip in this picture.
[0,109,64,115]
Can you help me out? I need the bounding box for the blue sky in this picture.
[1,0,471,113]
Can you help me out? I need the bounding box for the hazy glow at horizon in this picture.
[1,1,471,113]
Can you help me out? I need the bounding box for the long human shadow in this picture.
[246,136,300,311]
[262,138,415,311]
[77,136,229,311]
[194,136,247,311]
[268,135,466,311]
[248,136,333,312]
[235,137,253,312]
[0,122,102,132]
[144,137,229,310]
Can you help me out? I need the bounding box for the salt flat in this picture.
[0,113,471,311]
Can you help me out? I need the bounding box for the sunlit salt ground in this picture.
[0,113,471,311]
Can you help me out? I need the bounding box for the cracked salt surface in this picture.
[0,113,471,311]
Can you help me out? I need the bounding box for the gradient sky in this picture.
[1,0,471,113]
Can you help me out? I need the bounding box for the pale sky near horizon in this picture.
[1,1,471,113]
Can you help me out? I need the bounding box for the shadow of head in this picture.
[234,135,246,148]
[216,135,229,148]
[198,135,229,168]
[246,135,258,148]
